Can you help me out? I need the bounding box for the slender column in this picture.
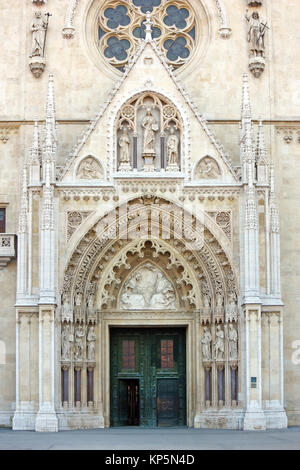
[75,366,81,405]
[160,136,165,169]
[217,365,225,405]
[87,367,94,404]
[133,135,137,169]
[231,365,238,404]
[35,307,58,431]
[204,366,211,406]
[62,366,69,405]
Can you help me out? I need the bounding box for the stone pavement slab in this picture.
[0,427,300,450]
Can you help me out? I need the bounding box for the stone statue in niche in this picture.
[118,127,131,171]
[228,324,238,360]
[166,127,179,171]
[245,9,268,77]
[77,157,102,180]
[74,291,85,323]
[61,324,71,360]
[74,324,85,360]
[196,157,221,179]
[214,325,225,360]
[142,108,158,154]
[226,293,238,322]
[61,294,72,323]
[120,263,176,310]
[87,326,97,361]
[201,326,212,361]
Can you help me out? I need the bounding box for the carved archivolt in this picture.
[61,197,239,323]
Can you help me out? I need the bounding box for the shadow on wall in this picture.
[0,340,6,365]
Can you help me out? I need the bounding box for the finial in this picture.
[144,11,153,41]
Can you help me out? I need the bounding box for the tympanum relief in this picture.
[77,157,103,180]
[195,156,221,180]
[117,92,181,172]
[120,263,176,310]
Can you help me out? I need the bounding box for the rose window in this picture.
[98,0,196,72]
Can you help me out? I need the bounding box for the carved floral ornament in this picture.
[60,197,239,321]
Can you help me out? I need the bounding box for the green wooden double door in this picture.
[110,328,186,427]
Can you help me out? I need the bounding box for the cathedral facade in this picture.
[0,0,299,432]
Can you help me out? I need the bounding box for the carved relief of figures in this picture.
[166,127,179,170]
[195,157,221,179]
[61,324,71,360]
[228,324,238,360]
[77,157,103,180]
[120,263,176,310]
[116,93,182,173]
[74,324,85,361]
[201,326,212,361]
[142,108,158,154]
[214,325,225,360]
[87,326,97,361]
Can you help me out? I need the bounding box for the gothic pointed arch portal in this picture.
[59,196,241,428]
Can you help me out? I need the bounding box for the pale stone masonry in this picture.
[0,0,299,431]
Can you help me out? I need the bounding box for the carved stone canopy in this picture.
[120,262,176,310]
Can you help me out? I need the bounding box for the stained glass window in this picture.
[122,340,135,369]
[161,339,174,369]
[98,0,196,72]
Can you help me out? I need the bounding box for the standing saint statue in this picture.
[30,12,48,58]
[245,10,267,57]
[74,324,85,360]
[214,325,225,360]
[61,324,71,360]
[201,326,212,361]
[228,324,238,360]
[119,127,131,164]
[142,108,158,154]
[87,326,97,361]
[167,127,179,166]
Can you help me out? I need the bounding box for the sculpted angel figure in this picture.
[201,326,212,361]
[119,127,130,164]
[30,12,47,58]
[142,108,158,153]
[245,10,267,57]
[167,127,179,166]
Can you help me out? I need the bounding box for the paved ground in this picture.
[0,426,300,450]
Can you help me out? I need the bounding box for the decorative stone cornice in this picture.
[276,126,300,144]
[0,125,19,144]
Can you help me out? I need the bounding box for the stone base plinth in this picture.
[194,409,244,430]
[57,412,105,431]
[243,409,266,431]
[248,56,265,78]
[142,153,156,172]
[29,56,46,78]
[35,412,59,432]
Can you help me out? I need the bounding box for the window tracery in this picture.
[98,0,196,72]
